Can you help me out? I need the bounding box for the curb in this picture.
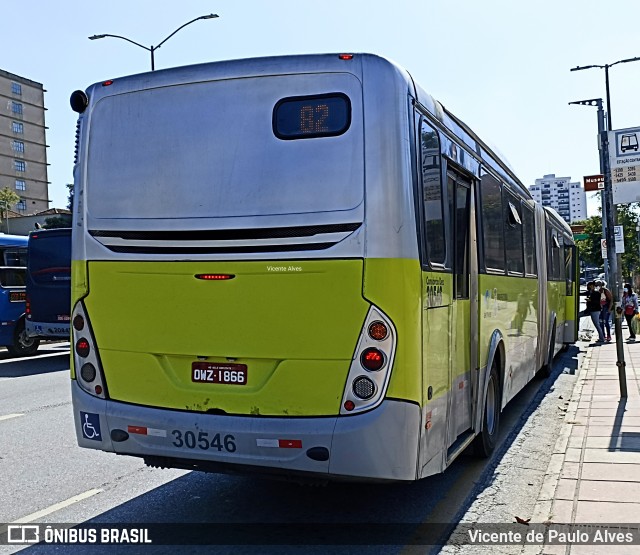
[521,342,591,554]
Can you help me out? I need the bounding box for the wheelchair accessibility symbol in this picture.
[80,412,102,441]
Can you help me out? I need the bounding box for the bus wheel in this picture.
[538,329,555,379]
[473,363,500,458]
[7,318,40,357]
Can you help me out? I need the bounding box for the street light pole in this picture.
[89,14,219,71]
[569,99,609,280]
[570,58,640,398]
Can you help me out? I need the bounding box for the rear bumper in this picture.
[26,320,70,339]
[71,381,420,481]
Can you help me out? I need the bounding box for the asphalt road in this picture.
[0,342,580,555]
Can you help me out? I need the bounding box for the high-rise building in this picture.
[0,69,49,214]
[528,174,587,224]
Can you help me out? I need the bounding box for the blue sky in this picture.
[3,0,640,214]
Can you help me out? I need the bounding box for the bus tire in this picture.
[7,317,40,357]
[538,328,555,379]
[473,363,500,458]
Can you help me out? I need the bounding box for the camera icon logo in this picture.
[7,524,40,544]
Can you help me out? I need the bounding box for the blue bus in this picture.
[0,234,39,356]
[26,228,71,340]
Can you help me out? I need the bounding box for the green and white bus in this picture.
[69,53,578,482]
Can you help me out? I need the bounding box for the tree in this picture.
[43,215,72,229]
[66,183,74,212]
[574,200,640,283]
[0,187,20,214]
[0,187,20,230]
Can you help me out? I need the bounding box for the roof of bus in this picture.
[0,233,28,247]
[83,52,530,200]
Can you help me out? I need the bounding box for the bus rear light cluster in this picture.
[340,306,397,415]
[72,302,107,399]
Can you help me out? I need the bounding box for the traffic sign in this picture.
[608,126,640,204]
[584,174,604,191]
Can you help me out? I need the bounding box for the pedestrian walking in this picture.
[596,280,613,342]
[583,281,605,343]
[622,283,639,340]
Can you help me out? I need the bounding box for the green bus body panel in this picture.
[477,274,539,372]
[80,260,370,416]
[362,258,423,404]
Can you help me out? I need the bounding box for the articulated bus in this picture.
[69,54,578,482]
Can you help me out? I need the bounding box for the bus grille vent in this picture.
[88,223,361,254]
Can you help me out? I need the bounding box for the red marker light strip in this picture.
[127,425,167,437]
[256,438,303,449]
[195,274,235,281]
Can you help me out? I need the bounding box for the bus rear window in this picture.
[28,233,71,284]
[0,267,25,287]
[273,94,351,139]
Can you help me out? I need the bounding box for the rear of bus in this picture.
[26,228,72,339]
[70,54,423,481]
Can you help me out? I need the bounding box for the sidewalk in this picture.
[530,319,640,554]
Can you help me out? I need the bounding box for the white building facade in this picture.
[528,174,587,224]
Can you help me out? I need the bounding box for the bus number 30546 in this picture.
[171,430,237,452]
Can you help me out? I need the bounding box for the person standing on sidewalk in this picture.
[583,281,605,343]
[597,280,614,342]
[622,283,639,340]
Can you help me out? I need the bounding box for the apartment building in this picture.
[0,69,49,214]
[528,174,587,224]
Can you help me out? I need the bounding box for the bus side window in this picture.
[503,189,524,276]
[522,202,537,277]
[547,228,561,281]
[419,118,446,267]
[479,170,505,273]
[565,242,574,295]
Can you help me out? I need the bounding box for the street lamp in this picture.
[568,98,610,284]
[570,56,640,131]
[89,14,219,71]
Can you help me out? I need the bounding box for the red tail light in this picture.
[76,339,90,358]
[25,296,31,316]
[360,348,385,371]
[195,274,235,281]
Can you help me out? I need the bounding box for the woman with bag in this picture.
[622,283,639,340]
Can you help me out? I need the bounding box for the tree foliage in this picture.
[0,187,20,217]
[576,199,640,282]
[43,215,72,229]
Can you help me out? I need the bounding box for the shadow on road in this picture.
[16,346,581,554]
[0,343,69,378]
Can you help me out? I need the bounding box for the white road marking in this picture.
[0,413,24,422]
[1,489,102,531]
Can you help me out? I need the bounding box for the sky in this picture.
[3,0,640,214]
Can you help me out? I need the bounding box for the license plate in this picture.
[192,362,247,385]
[9,291,26,302]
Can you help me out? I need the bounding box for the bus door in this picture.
[445,169,474,451]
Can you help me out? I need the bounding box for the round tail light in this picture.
[80,363,96,383]
[73,315,85,331]
[360,348,385,371]
[368,321,388,341]
[353,376,376,400]
[76,339,90,358]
